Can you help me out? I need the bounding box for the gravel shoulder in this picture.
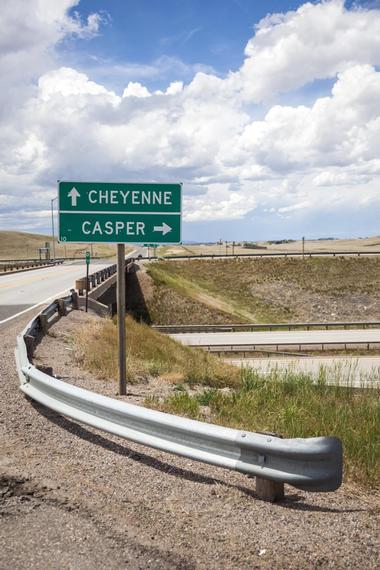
[1,309,379,569]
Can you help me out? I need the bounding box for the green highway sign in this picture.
[58,181,182,244]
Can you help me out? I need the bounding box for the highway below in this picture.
[225,356,380,388]
[170,329,380,348]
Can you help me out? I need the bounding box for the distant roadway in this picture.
[170,329,380,348]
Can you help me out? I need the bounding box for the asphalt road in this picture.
[0,248,142,324]
[170,329,380,348]
[0,261,112,323]
[225,356,380,388]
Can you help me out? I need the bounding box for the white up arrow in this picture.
[153,222,172,236]
[68,186,80,207]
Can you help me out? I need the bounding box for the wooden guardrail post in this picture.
[57,299,67,317]
[39,314,48,334]
[256,477,284,502]
[24,335,35,360]
[71,289,79,309]
[75,278,86,295]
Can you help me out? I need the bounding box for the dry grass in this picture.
[146,257,380,324]
[73,314,240,387]
[0,231,120,260]
[157,235,380,257]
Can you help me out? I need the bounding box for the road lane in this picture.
[225,356,380,388]
[0,249,137,324]
[0,261,112,323]
[170,329,380,347]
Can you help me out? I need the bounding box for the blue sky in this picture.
[0,0,379,241]
[64,1,304,87]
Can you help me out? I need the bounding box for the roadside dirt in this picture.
[2,309,378,569]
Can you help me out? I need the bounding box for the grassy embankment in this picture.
[74,315,380,488]
[0,231,118,260]
[146,257,380,324]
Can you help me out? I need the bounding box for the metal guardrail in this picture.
[74,258,135,295]
[0,259,64,273]
[14,295,343,501]
[154,321,380,334]
[75,263,117,295]
[200,341,380,355]
[161,251,380,260]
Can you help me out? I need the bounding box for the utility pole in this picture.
[302,236,305,260]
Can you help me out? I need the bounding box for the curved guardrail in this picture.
[15,297,343,500]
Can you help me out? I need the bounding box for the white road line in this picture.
[0,287,73,326]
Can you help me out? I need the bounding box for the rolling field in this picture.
[157,235,380,257]
[0,230,122,260]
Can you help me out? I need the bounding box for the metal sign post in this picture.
[85,250,90,312]
[117,244,126,395]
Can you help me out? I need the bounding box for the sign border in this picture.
[57,180,182,245]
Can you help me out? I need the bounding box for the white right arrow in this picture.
[153,222,172,236]
[68,186,80,207]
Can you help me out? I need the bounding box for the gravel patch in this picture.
[1,309,379,569]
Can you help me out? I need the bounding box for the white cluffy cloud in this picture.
[232,0,380,102]
[0,0,380,235]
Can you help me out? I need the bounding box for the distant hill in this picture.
[0,231,117,260]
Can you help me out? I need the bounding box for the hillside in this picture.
[0,231,122,260]
[143,256,380,324]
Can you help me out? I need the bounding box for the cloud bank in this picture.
[0,0,379,237]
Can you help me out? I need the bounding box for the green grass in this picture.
[149,368,380,489]
[73,314,240,387]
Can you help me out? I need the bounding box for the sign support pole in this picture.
[85,250,90,313]
[117,243,127,396]
[85,262,89,312]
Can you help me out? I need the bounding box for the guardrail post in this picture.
[24,335,35,360]
[57,299,67,317]
[256,477,285,502]
[71,289,79,309]
[39,314,49,334]
[75,278,86,295]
